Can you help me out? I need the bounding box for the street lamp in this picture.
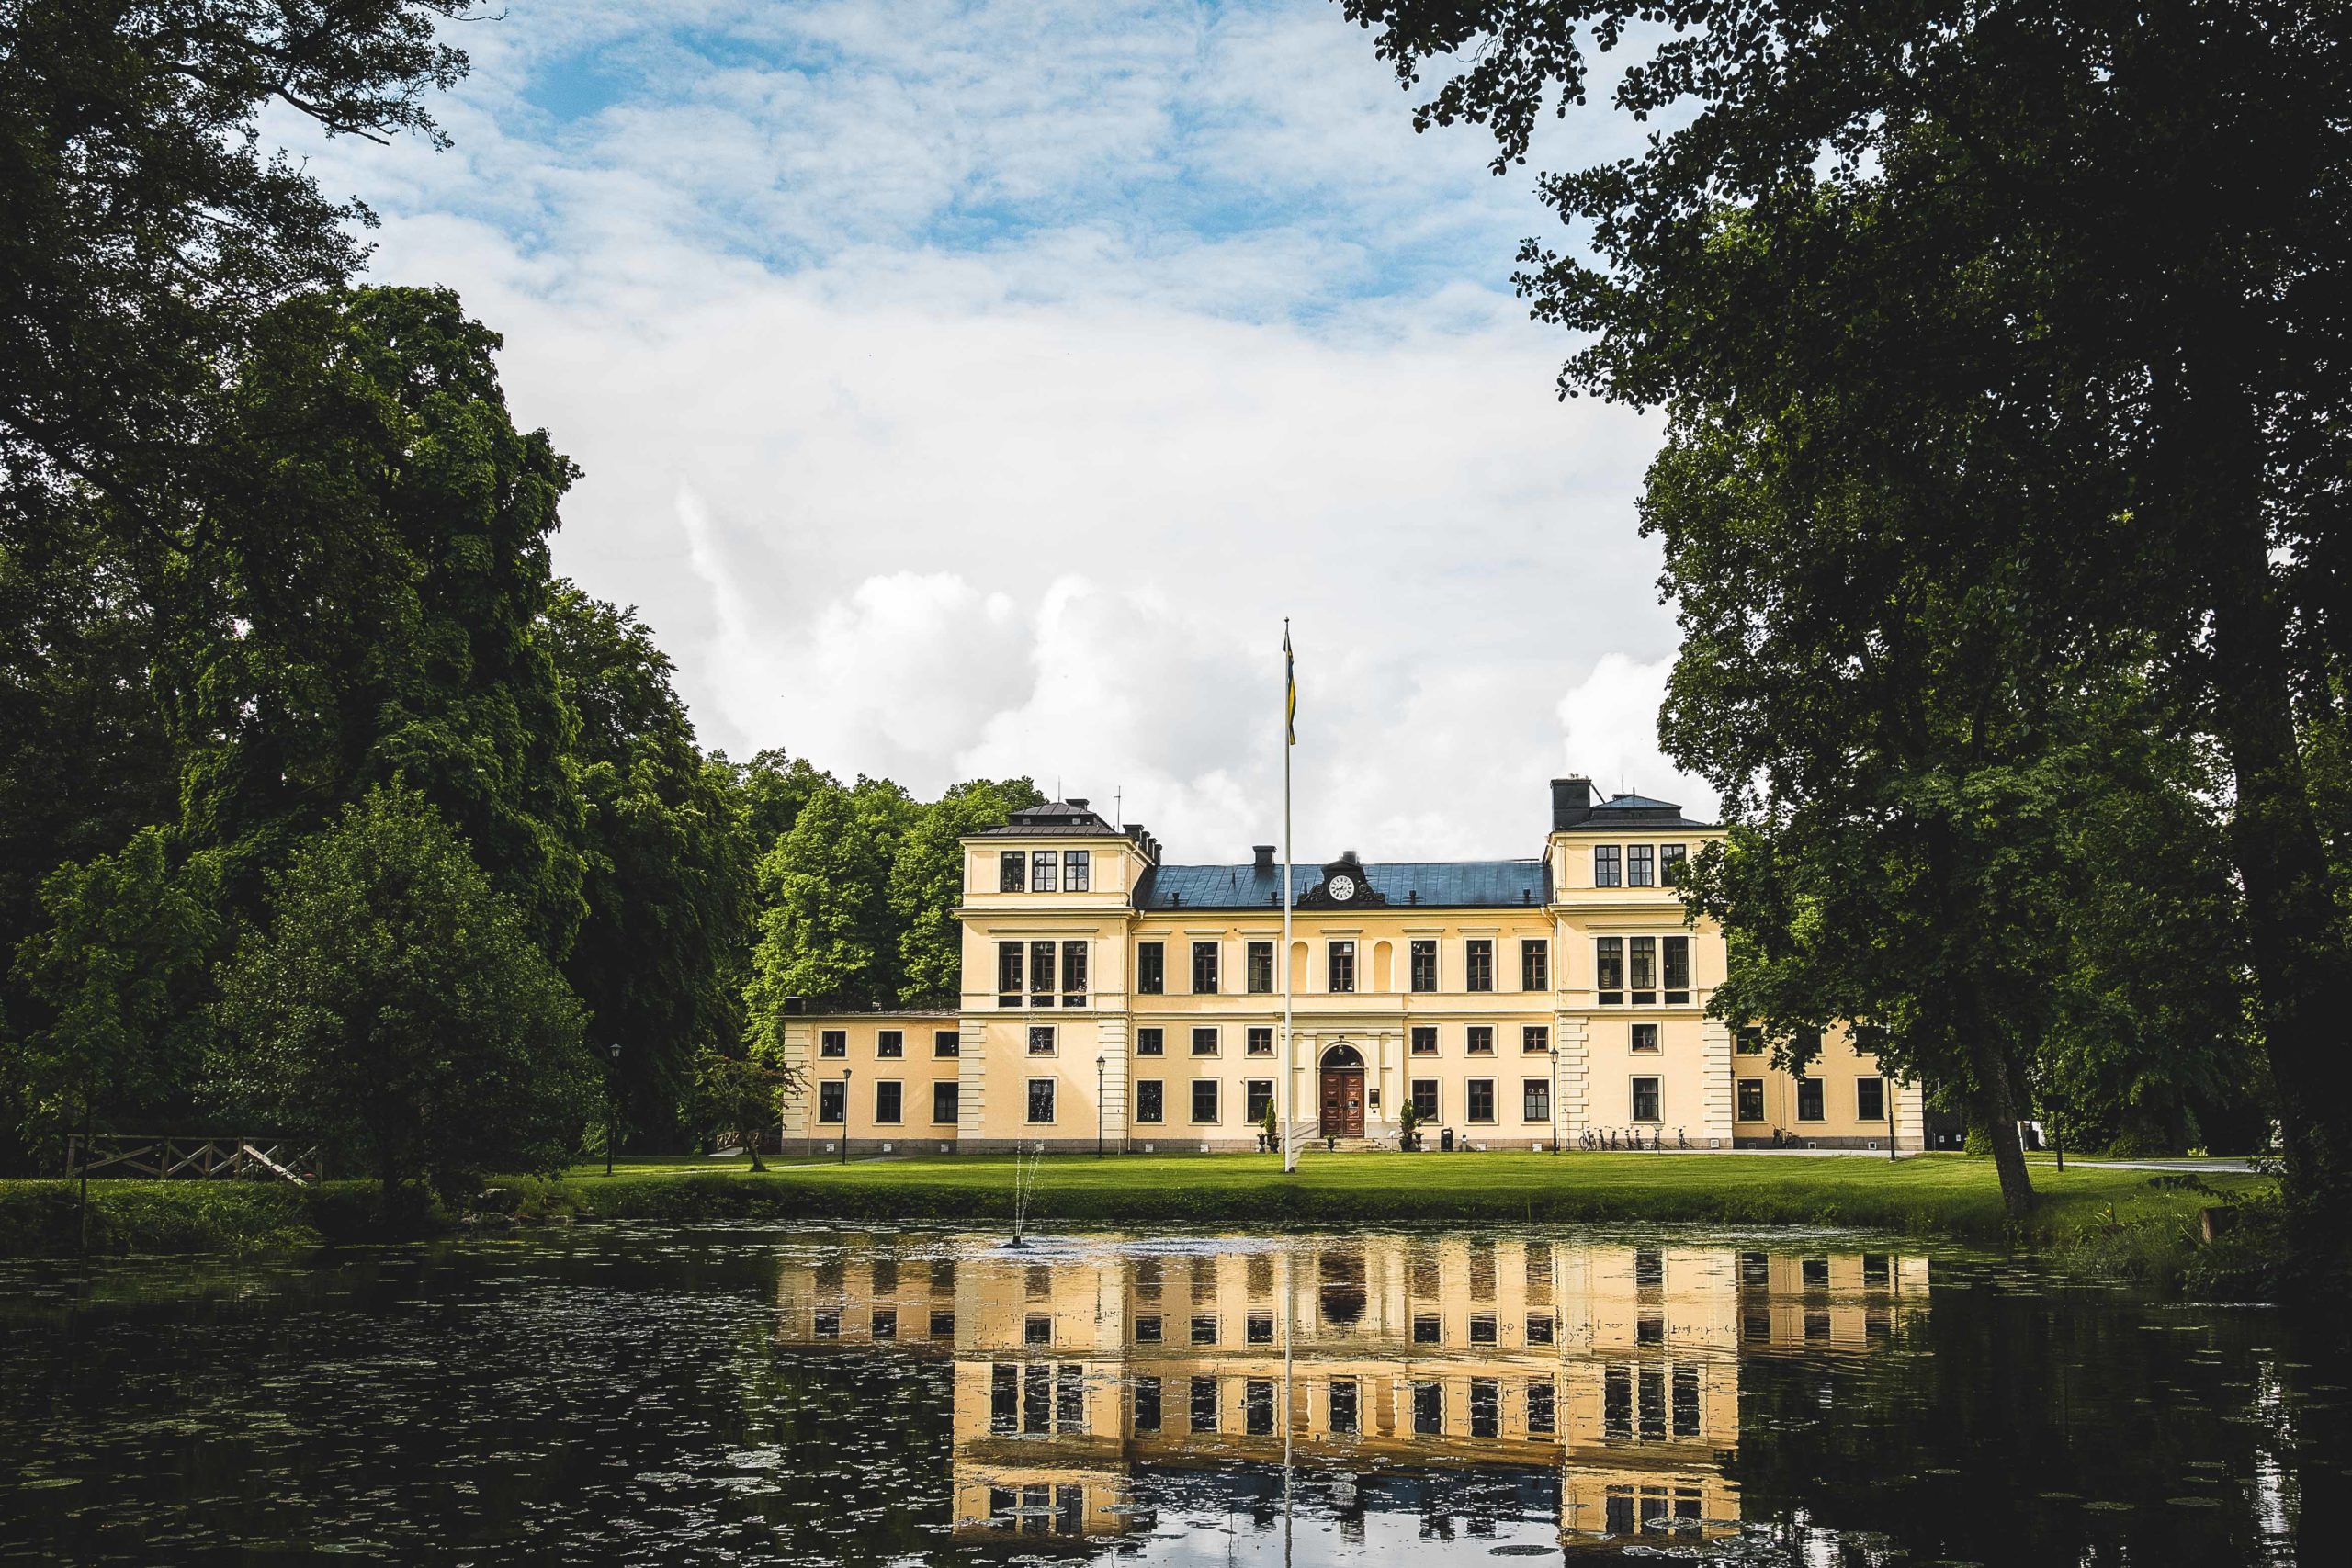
[1095,1055,1106,1159]
[605,1042,621,1177]
[841,1067,853,1165]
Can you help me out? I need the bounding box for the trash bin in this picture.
[1440,1127,1455,1153]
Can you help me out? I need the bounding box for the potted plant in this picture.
[1396,1098,1422,1152]
[1260,1097,1279,1154]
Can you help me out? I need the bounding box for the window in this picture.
[1521,939,1549,991]
[1136,1027,1163,1056]
[1027,1078,1056,1122]
[1136,942,1164,994]
[1328,940,1355,993]
[1527,1380,1556,1435]
[1191,1314,1218,1346]
[1604,1367,1633,1439]
[1246,1312,1275,1346]
[1628,844,1656,886]
[1469,1377,1500,1438]
[1413,1312,1441,1344]
[1736,1026,1763,1055]
[1247,941,1273,993]
[1639,1366,1666,1437]
[875,1081,902,1124]
[1412,1381,1442,1436]
[818,1081,846,1123]
[993,850,1030,895]
[1596,937,1623,1004]
[931,1309,955,1337]
[1030,940,1057,1001]
[1246,1026,1273,1056]
[1466,1025,1495,1055]
[997,942,1023,1005]
[1629,936,1657,1001]
[1192,941,1219,994]
[1631,1076,1662,1122]
[1410,1024,1439,1056]
[1736,1078,1765,1122]
[1191,1375,1219,1431]
[1631,1022,1660,1054]
[1466,939,1494,992]
[1411,1079,1440,1120]
[1191,1026,1219,1056]
[1663,936,1690,1004]
[1523,1078,1551,1122]
[1329,1378,1360,1436]
[1523,1025,1551,1054]
[876,1030,903,1058]
[1028,1025,1056,1055]
[1662,843,1688,884]
[1469,1314,1498,1346]
[1133,1375,1161,1432]
[1408,939,1437,991]
[1063,849,1089,891]
[1135,1313,1163,1343]
[1057,1366,1085,1434]
[1857,1076,1886,1122]
[1593,844,1623,887]
[1797,1077,1825,1121]
[1136,1080,1163,1122]
[934,1029,960,1058]
[1191,1080,1220,1122]
[933,1081,960,1123]
[1672,1366,1700,1438]
[1245,1079,1273,1122]
[1244,1378,1276,1436]
[1061,941,1088,1005]
[1803,1256,1830,1289]
[1024,848,1056,892]
[820,1030,847,1059]
[1466,1078,1497,1122]
[1527,1314,1555,1346]
[1026,1314,1052,1347]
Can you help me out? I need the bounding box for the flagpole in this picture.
[1283,619,1297,1175]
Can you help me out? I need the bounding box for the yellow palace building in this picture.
[777,775,1923,1155]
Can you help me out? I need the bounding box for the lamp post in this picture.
[605,1042,620,1177]
[1095,1055,1106,1158]
[841,1068,853,1165]
[1888,1078,1899,1162]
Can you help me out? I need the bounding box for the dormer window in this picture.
[1063,850,1090,891]
[1031,850,1057,892]
[999,852,1025,892]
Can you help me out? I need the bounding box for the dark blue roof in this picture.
[1136,859,1549,911]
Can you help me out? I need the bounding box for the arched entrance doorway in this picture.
[1319,1043,1365,1138]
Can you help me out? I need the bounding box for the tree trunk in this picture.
[1966,1025,2035,1220]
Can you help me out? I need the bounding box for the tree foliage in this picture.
[212,784,594,1209]
[890,776,1044,1005]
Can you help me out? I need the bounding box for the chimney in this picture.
[1252,845,1276,872]
[1551,776,1594,830]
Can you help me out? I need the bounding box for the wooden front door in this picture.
[1320,1069,1364,1137]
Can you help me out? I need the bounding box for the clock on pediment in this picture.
[1299,852,1385,908]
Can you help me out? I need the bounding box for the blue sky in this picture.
[275,0,1699,856]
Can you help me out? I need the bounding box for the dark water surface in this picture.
[0,1223,2341,1564]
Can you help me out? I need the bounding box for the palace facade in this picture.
[778,776,1923,1154]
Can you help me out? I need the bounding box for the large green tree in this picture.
[177,284,588,954]
[1346,0,2352,1251]
[540,582,750,1145]
[889,776,1044,1005]
[743,777,919,1039]
[212,784,594,1212]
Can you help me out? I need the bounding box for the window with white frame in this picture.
[1192,1026,1219,1055]
[1027,1078,1057,1122]
[999,851,1025,892]
[1631,1077,1662,1122]
[1030,849,1057,892]
[876,1030,903,1058]
[820,1030,847,1059]
[1628,844,1656,886]
[1028,1025,1056,1055]
[1593,845,1622,886]
[1063,850,1090,890]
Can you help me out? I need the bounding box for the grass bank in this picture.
[1,1154,2273,1292]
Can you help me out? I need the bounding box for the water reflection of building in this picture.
[771,1235,1928,1551]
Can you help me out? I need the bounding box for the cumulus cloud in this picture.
[263,0,1707,859]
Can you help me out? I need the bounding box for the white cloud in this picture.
[1557,654,1718,821]
[265,0,1711,859]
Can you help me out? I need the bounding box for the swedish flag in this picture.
[1284,624,1296,746]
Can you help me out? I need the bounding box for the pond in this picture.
[0,1223,2339,1563]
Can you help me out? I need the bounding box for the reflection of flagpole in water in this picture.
[1283,1244,1294,1567]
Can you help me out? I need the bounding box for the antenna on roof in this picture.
[1114,786,1123,829]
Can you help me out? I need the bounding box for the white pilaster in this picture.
[1698,1017,1736,1148]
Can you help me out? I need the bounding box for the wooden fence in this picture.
[64,1135,322,1185]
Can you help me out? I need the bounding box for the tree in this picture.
[889,777,1044,1005]
[212,784,594,1213]
[540,583,750,1147]
[8,828,220,1171]
[178,285,589,956]
[1346,1,2352,1254]
[690,1039,798,1173]
[1,1,468,542]
[742,778,921,1043]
